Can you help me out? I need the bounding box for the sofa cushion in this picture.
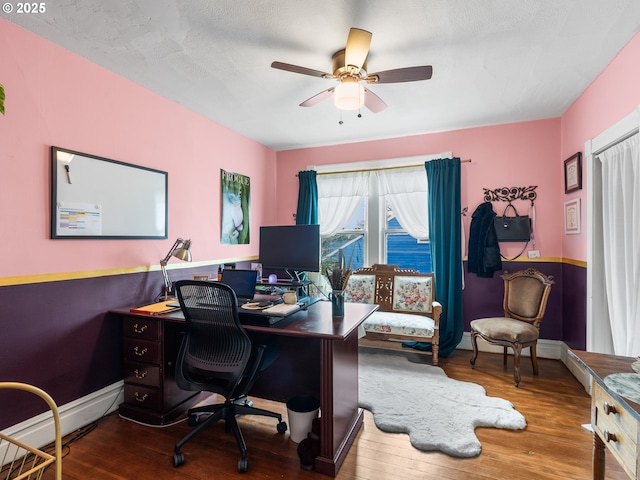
[392,275,433,314]
[470,317,539,343]
[363,311,435,337]
[344,274,375,304]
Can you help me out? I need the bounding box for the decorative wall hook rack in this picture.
[483,186,537,204]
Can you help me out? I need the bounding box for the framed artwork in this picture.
[564,152,582,193]
[220,169,250,245]
[564,198,580,234]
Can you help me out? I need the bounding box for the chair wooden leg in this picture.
[530,343,539,376]
[513,344,522,387]
[503,346,508,366]
[432,340,439,366]
[470,331,479,367]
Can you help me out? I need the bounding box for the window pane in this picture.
[345,197,365,230]
[321,234,364,272]
[386,201,399,229]
[386,232,432,273]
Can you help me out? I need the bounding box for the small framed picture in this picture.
[564,152,582,193]
[564,198,581,234]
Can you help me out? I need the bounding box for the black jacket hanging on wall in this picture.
[468,202,502,278]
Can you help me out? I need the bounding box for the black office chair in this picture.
[171,280,287,473]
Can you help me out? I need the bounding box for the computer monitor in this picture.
[259,225,320,278]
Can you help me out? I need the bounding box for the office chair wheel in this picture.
[237,457,248,473]
[172,452,185,468]
[277,421,288,434]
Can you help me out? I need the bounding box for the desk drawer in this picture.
[124,384,161,411]
[124,360,161,388]
[124,338,161,364]
[593,382,638,477]
[123,316,161,341]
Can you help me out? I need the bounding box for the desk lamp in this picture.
[160,238,192,300]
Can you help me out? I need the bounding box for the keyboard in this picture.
[261,303,301,317]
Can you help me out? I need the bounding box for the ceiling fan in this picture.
[271,27,433,114]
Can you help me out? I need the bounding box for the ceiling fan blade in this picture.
[363,87,387,113]
[271,61,333,79]
[366,65,433,84]
[300,88,335,107]
[345,28,372,71]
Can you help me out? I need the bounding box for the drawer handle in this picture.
[133,323,148,334]
[603,401,617,415]
[134,369,147,379]
[603,430,617,443]
[133,346,148,357]
[134,392,148,403]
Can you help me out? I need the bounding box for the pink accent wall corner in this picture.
[0,19,277,278]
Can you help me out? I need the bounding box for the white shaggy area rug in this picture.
[358,350,526,458]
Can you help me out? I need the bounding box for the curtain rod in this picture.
[313,158,471,176]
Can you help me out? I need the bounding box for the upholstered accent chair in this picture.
[470,268,554,387]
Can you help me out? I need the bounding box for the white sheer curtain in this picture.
[599,133,640,356]
[376,166,428,240]
[317,171,370,236]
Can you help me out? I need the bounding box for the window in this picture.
[321,197,365,273]
[385,200,432,273]
[320,179,432,274]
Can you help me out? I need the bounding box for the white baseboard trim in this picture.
[560,346,592,394]
[1,381,124,455]
[457,332,564,360]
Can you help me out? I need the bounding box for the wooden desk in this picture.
[111,300,378,477]
[569,350,640,479]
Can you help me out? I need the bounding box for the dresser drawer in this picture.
[123,316,161,341]
[124,360,161,388]
[593,382,638,478]
[124,384,161,411]
[124,338,161,364]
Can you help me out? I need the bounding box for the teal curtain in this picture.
[426,158,463,357]
[296,170,318,225]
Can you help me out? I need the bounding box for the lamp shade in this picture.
[172,239,192,262]
[159,238,192,300]
[334,78,364,110]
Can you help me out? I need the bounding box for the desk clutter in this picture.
[129,300,181,315]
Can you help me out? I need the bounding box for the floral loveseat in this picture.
[344,264,441,365]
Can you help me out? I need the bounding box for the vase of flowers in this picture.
[329,289,345,317]
[325,250,352,317]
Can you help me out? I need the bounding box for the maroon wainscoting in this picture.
[0,265,216,429]
[561,262,587,350]
[1,260,586,429]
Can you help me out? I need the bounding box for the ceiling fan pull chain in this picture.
[339,110,344,125]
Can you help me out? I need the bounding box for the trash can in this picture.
[286,395,320,443]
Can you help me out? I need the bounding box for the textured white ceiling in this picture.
[7,1,640,151]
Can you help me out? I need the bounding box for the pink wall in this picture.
[0,20,278,280]
[4,18,639,281]
[277,31,640,265]
[277,119,562,259]
[560,32,640,262]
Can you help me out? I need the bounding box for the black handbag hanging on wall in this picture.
[494,202,531,242]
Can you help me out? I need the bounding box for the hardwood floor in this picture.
[44,349,628,479]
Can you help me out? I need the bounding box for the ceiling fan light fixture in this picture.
[334,78,364,111]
